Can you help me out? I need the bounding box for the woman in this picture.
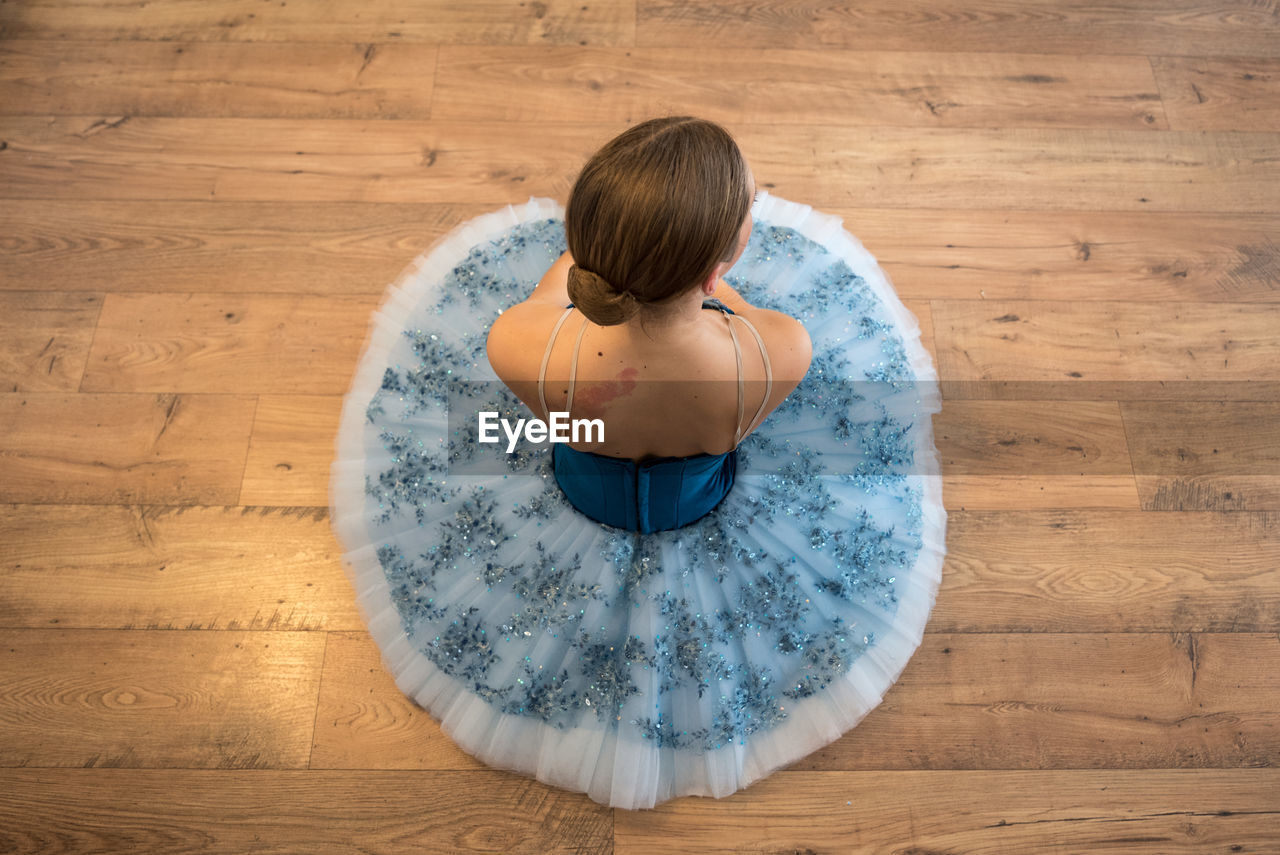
[331,116,946,809]
[487,117,812,531]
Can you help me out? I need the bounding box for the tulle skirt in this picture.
[330,193,946,809]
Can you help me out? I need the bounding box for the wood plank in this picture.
[241,395,343,506]
[0,292,101,392]
[936,400,1132,475]
[942,475,1141,510]
[932,300,1280,400]
[433,46,1166,129]
[0,393,254,504]
[5,119,1280,213]
[934,400,1140,509]
[1122,401,1280,510]
[81,293,378,394]
[734,126,1280,215]
[636,0,1280,57]
[0,769,612,855]
[5,202,1276,303]
[0,200,500,294]
[0,0,634,46]
[1138,477,1280,513]
[0,505,360,630]
[939,511,1280,632]
[0,40,438,120]
[1152,57,1280,131]
[0,629,325,769]
[0,117,601,203]
[310,631,484,771]
[833,208,1280,303]
[793,633,1280,772]
[615,770,1280,854]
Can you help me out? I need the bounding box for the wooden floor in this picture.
[2,1,1279,852]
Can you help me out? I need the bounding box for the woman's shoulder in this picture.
[486,300,569,382]
[731,305,812,385]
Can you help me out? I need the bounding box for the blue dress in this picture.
[330,193,946,809]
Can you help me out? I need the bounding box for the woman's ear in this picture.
[701,267,720,296]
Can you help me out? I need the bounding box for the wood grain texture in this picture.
[310,631,486,771]
[433,46,1166,129]
[5,203,1276,302]
[939,511,1280,632]
[0,505,360,630]
[0,0,635,45]
[0,292,101,392]
[735,126,1280,214]
[934,401,1139,509]
[636,0,1280,57]
[0,40,439,119]
[1137,477,1280,514]
[1122,401,1280,511]
[833,208,1280,303]
[942,475,1142,510]
[615,770,1280,854]
[0,629,325,768]
[932,300,1280,399]
[81,293,377,394]
[0,200,501,294]
[241,395,343,506]
[0,393,254,504]
[0,117,601,203]
[793,632,1280,771]
[0,769,614,855]
[5,119,1280,212]
[1152,57,1280,131]
[936,400,1132,475]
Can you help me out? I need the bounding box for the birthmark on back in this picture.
[572,366,638,418]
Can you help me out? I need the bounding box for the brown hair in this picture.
[565,117,753,326]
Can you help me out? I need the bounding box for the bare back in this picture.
[488,285,811,462]
[537,303,769,459]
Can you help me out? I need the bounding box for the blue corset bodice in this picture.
[552,443,737,533]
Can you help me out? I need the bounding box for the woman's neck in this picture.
[616,288,711,342]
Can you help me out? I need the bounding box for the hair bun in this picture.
[566,264,640,326]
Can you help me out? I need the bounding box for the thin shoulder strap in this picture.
[729,314,774,445]
[723,313,747,446]
[537,306,576,420]
[565,317,590,416]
